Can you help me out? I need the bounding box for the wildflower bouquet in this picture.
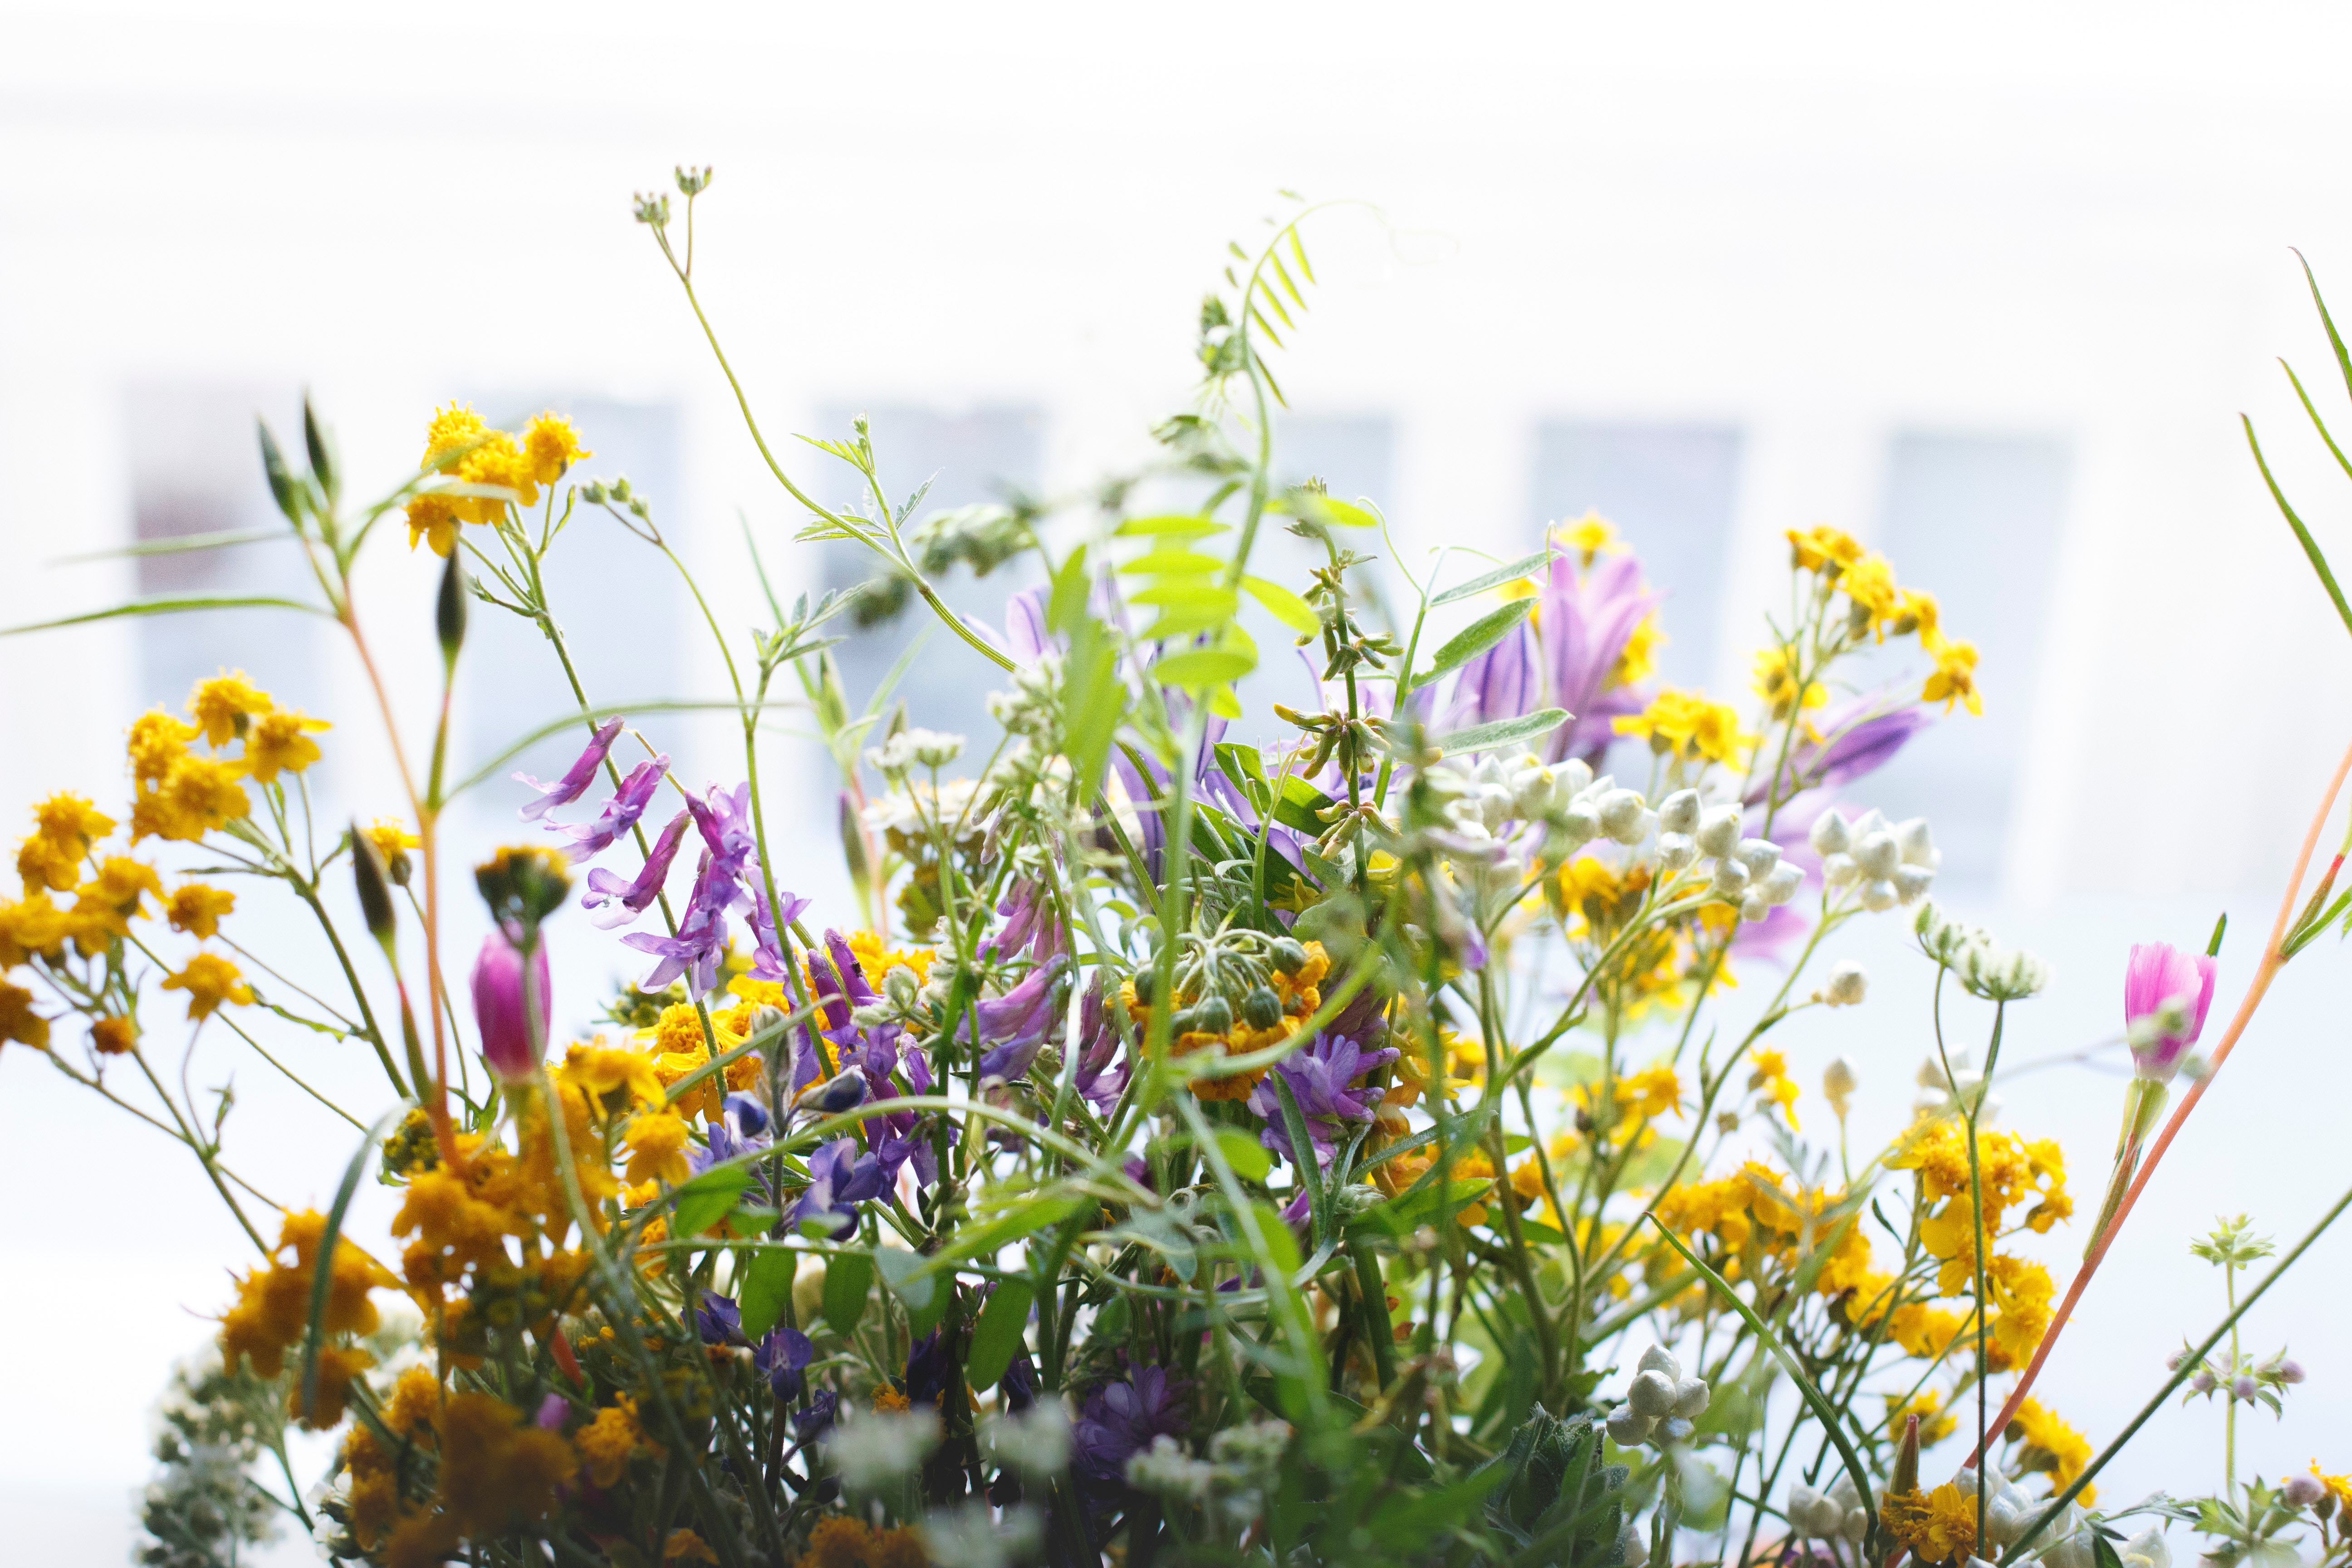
[15,175,2352,1568]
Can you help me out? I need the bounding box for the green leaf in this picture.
[670,1166,754,1239]
[1046,544,1091,636]
[1349,1180,1495,1239]
[1252,1200,1303,1279]
[1120,549,1224,576]
[2244,413,2352,645]
[50,528,294,566]
[964,1279,1035,1392]
[1273,776,1337,834]
[1128,581,1238,613]
[915,1192,1090,1279]
[872,1244,934,1311]
[1116,513,1230,538]
[1431,548,1554,607]
[1274,490,1379,529]
[1153,647,1256,690]
[1216,1126,1273,1182]
[737,1248,798,1340]
[823,1250,874,1335]
[1431,708,1570,756]
[1409,597,1536,690]
[296,1110,401,1427]
[0,593,331,638]
[1241,575,1321,634]
[1061,617,1125,790]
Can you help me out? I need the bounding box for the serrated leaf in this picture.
[1408,597,1536,690]
[964,1279,1034,1392]
[823,1250,874,1335]
[738,1248,798,1339]
[1153,648,1256,690]
[670,1166,753,1239]
[1241,575,1320,634]
[1431,708,1570,756]
[1432,548,1556,607]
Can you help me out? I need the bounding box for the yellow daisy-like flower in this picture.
[2309,1458,2352,1516]
[1748,1048,1800,1129]
[1554,510,1622,566]
[243,708,330,784]
[1786,524,1863,575]
[522,412,591,485]
[130,755,250,843]
[407,403,543,554]
[189,671,274,748]
[1613,688,1754,768]
[2009,1396,2095,1499]
[1751,645,1826,720]
[91,1016,136,1055]
[1879,1482,1979,1567]
[70,855,164,942]
[1610,611,1666,687]
[17,793,115,895]
[161,952,254,1020]
[1923,640,1983,716]
[622,1110,692,1187]
[127,710,200,786]
[165,882,237,939]
[558,1040,667,1112]
[1894,587,1946,652]
[0,979,50,1052]
[1840,551,1901,632]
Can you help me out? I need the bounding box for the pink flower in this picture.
[2124,941,2217,1083]
[471,927,551,1082]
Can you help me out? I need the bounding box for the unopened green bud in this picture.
[257,420,302,525]
[1188,995,1234,1036]
[674,165,713,196]
[1241,986,1282,1029]
[302,395,338,506]
[609,475,633,502]
[350,822,397,950]
[436,553,468,662]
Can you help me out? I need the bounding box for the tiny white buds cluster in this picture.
[1822,961,1867,1007]
[980,1399,1070,1479]
[1911,902,2049,1001]
[868,727,968,773]
[825,1408,942,1491]
[1695,803,1742,859]
[1657,789,1702,835]
[1787,1475,1868,1543]
[1915,1048,2001,1122]
[1607,1345,1709,1448]
[1598,788,1651,845]
[1823,1056,1857,1118]
[1817,808,1938,911]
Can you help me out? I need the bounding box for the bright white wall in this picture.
[5,1,2352,1559]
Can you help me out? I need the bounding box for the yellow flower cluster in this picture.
[1879,1481,1979,1567]
[1785,523,1982,715]
[1751,645,1826,720]
[1122,940,1330,1102]
[795,1515,930,1568]
[1549,855,1741,1019]
[218,1209,396,1429]
[1614,687,1754,768]
[2008,1396,2096,1498]
[342,1379,578,1565]
[1652,1160,1876,1297]
[1748,1048,1801,1129]
[404,405,591,555]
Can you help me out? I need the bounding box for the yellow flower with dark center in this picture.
[161,952,254,1020]
[189,671,273,748]
[1894,587,1946,651]
[165,882,236,939]
[1555,510,1622,566]
[0,979,50,1052]
[1614,687,1754,768]
[1840,551,1901,631]
[1751,645,1826,720]
[367,818,421,877]
[1924,639,1983,715]
[244,708,330,783]
[90,1015,136,1054]
[1786,524,1863,575]
[1879,1482,1978,1567]
[523,412,592,485]
[127,710,200,786]
[17,792,115,893]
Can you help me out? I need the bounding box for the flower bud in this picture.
[1892,864,1936,904]
[1657,789,1701,835]
[1861,878,1899,912]
[1854,831,1900,880]
[1820,852,1858,889]
[1598,789,1648,843]
[1513,765,1560,821]
[750,1002,790,1039]
[1627,1369,1678,1417]
[1637,1345,1681,1379]
[2275,1358,2307,1384]
[1759,862,1805,905]
[1188,995,1234,1035]
[1824,962,1867,1007]
[884,966,920,1011]
[1695,804,1742,859]
[1606,1406,1652,1446]
[2286,1474,2328,1509]
[471,927,550,1082]
[1670,1377,1709,1418]
[1558,801,1600,848]
[2231,1374,2259,1401]
[1735,838,1782,878]
[1896,817,1938,867]
[1241,985,1283,1029]
[350,821,397,949]
[2190,1368,2216,1394]
[1809,809,1852,855]
[1712,858,1750,896]
[1740,890,1771,923]
[1824,1056,1857,1117]
[1788,1484,1827,1537]
[436,551,469,664]
[1657,832,1698,871]
[1657,1416,1693,1443]
[2165,1348,2188,1371]
[1556,758,1594,799]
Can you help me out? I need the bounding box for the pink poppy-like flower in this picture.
[2124,941,2217,1083]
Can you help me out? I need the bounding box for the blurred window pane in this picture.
[813,405,1046,750]
[124,384,321,719]
[1529,421,1744,688]
[1849,432,2070,888]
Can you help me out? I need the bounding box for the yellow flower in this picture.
[91,1016,136,1054]
[1617,1062,1684,1121]
[127,710,200,786]
[1612,688,1754,768]
[69,856,164,942]
[189,671,273,748]
[166,882,237,939]
[1786,524,1863,575]
[131,755,250,843]
[244,709,329,783]
[0,979,50,1052]
[577,1399,651,1488]
[406,403,542,553]
[1610,611,1666,687]
[2309,1458,2352,1516]
[2008,1396,2095,1500]
[622,1110,692,1187]
[1840,551,1901,631]
[665,1530,720,1565]
[1894,587,1946,652]
[1554,510,1622,566]
[558,1040,666,1112]
[1751,646,1826,720]
[17,793,115,893]
[1879,1482,1979,1567]
[523,413,591,485]
[1886,1389,1960,1447]
[1747,1050,1800,1129]
[367,818,421,885]
[1923,639,1983,716]
[161,952,254,1020]
[0,892,72,966]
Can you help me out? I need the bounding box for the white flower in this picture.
[1695,804,1743,859]
[1823,961,1867,1007]
[921,1500,1043,1568]
[980,1399,1070,1479]
[824,1409,940,1491]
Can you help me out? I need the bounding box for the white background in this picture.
[4,1,2352,1558]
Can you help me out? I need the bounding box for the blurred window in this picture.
[1849,432,2070,888]
[813,405,1047,755]
[1529,421,1744,688]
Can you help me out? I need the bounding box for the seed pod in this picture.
[1241,986,1282,1029]
[1189,995,1234,1036]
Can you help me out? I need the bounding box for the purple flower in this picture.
[744,883,814,984]
[470,927,549,1082]
[2126,941,2218,1083]
[975,954,1071,1088]
[1537,554,1658,766]
[1002,585,1053,665]
[1072,1367,1191,1491]
[794,1389,838,1442]
[1072,985,1130,1111]
[1247,1031,1399,1168]
[554,755,669,857]
[904,1330,957,1411]
[580,808,692,929]
[789,1137,889,1239]
[513,716,623,821]
[695,1289,745,1346]
[1441,617,1542,734]
[620,854,742,995]
[534,1393,571,1431]
[688,782,761,878]
[756,1324,812,1401]
[1748,698,1929,805]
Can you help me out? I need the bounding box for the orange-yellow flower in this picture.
[161,952,254,1020]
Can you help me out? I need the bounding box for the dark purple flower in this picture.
[554,755,669,857]
[794,1389,838,1442]
[1000,1348,1038,1413]
[620,853,741,994]
[1072,985,1130,1111]
[580,808,692,930]
[789,1137,888,1239]
[687,782,761,877]
[1247,1031,1399,1168]
[696,1289,745,1346]
[982,880,1062,963]
[807,929,880,1031]
[1072,1367,1191,1490]
[470,927,550,1082]
[756,1325,813,1401]
[513,716,623,821]
[904,1330,957,1411]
